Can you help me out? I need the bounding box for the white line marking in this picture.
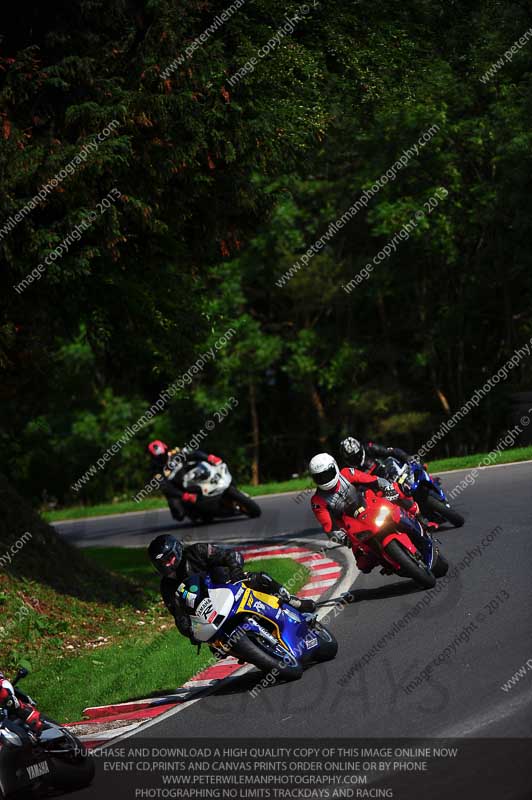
[437,686,532,737]
[433,458,532,477]
[304,578,338,589]
[311,566,343,576]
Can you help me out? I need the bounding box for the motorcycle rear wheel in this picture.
[231,632,303,681]
[384,540,436,589]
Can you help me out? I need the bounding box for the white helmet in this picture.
[309,453,340,490]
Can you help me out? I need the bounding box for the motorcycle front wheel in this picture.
[310,622,338,662]
[231,632,303,681]
[46,728,95,790]
[431,549,449,577]
[225,486,261,518]
[48,753,95,791]
[384,539,436,589]
[424,494,465,528]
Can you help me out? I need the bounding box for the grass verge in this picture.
[22,551,310,722]
[42,445,532,523]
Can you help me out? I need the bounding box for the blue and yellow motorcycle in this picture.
[180,574,338,681]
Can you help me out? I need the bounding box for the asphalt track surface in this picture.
[56,462,532,741]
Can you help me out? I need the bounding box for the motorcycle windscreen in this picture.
[183,462,232,496]
[202,462,232,495]
[190,587,236,642]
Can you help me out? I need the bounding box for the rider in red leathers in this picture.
[309,453,428,574]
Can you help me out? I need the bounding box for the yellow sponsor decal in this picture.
[249,589,280,609]
[236,586,288,650]
[236,587,252,614]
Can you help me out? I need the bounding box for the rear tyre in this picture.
[424,494,465,528]
[231,632,302,681]
[431,550,449,578]
[311,623,338,662]
[384,539,436,589]
[226,486,261,518]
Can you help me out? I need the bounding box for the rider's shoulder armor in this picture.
[317,474,361,520]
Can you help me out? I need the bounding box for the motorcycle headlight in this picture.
[375,505,390,528]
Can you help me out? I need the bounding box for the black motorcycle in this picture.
[0,668,95,798]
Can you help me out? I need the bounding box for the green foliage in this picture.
[1,0,532,503]
[22,554,309,721]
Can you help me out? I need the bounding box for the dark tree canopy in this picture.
[1,0,531,504]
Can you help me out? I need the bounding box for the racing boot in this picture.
[418,514,439,532]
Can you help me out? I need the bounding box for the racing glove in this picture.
[19,705,43,733]
[182,492,197,504]
[277,586,316,613]
[329,530,349,547]
[382,482,400,501]
[174,612,200,645]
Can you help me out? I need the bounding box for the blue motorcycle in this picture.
[180,574,338,681]
[379,456,465,528]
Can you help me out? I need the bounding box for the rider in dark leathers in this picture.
[148,535,316,643]
[339,437,439,530]
[148,440,223,522]
[340,437,413,473]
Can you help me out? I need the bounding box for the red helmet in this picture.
[148,440,168,457]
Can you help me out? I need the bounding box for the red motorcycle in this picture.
[342,490,448,589]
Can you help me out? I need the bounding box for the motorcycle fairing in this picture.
[182,461,232,497]
[410,462,446,502]
[189,578,318,655]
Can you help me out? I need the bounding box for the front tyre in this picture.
[231,632,302,681]
[48,752,95,791]
[311,622,338,662]
[425,494,465,528]
[225,486,262,518]
[431,550,449,578]
[384,539,436,589]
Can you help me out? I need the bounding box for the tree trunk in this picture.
[309,380,328,446]
[376,290,399,380]
[249,381,260,485]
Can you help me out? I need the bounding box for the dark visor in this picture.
[313,465,337,485]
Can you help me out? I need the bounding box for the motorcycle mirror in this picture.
[13,667,29,685]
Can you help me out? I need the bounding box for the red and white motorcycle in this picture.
[179,459,261,523]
